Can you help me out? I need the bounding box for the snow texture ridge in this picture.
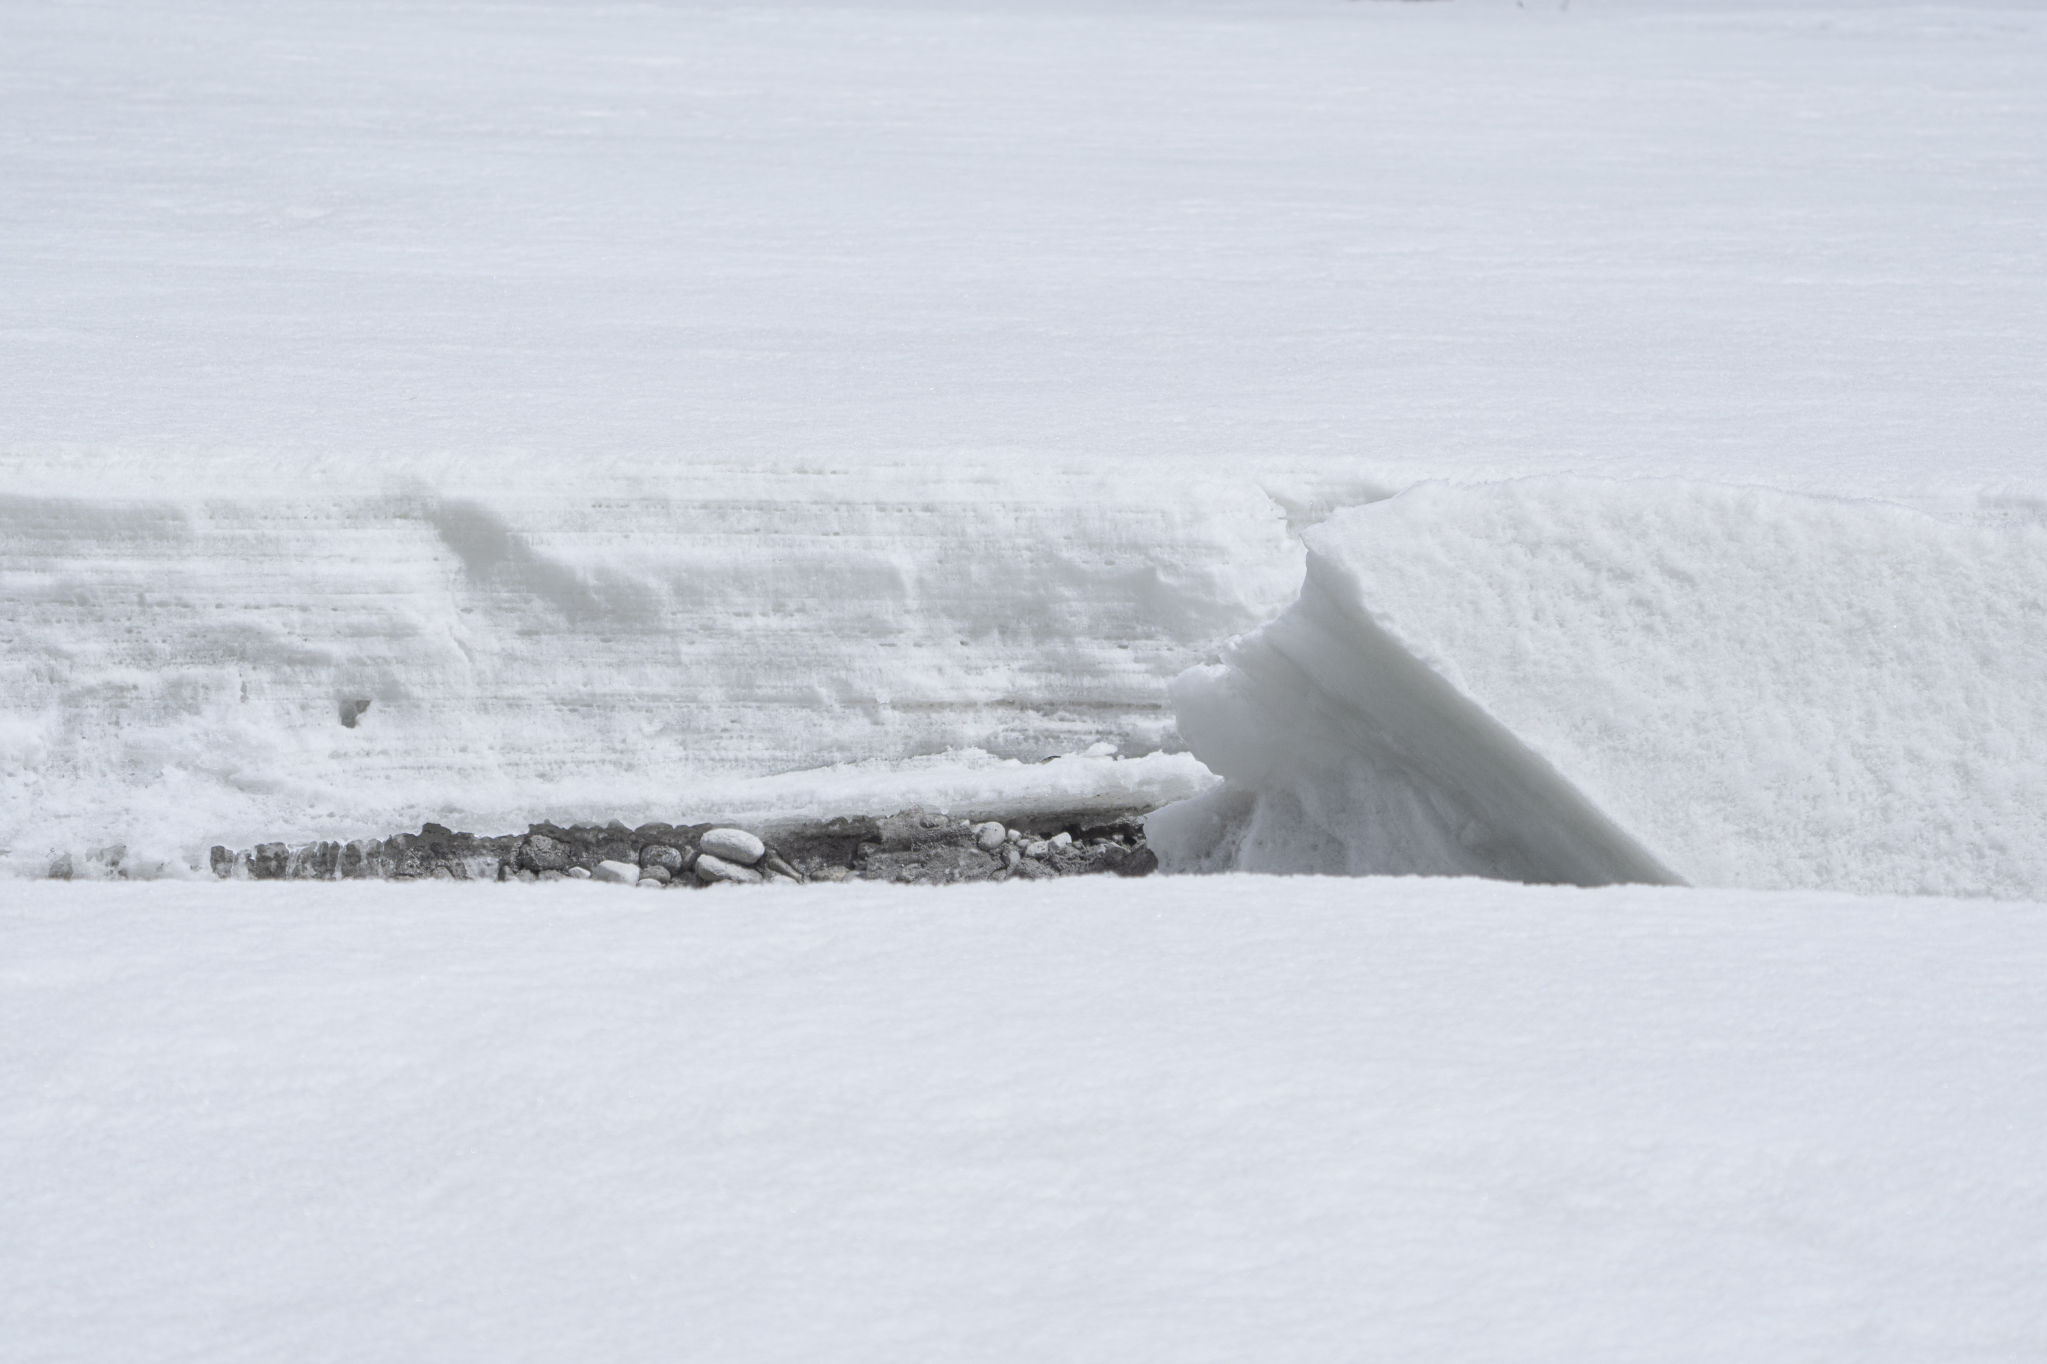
[1151,480,2047,899]
[0,468,1277,875]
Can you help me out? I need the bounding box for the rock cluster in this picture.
[205,812,1157,887]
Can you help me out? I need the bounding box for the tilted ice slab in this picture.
[1149,480,2047,899]
[0,461,1283,875]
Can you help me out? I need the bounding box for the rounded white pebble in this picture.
[972,821,1006,850]
[593,859,639,885]
[1050,831,1073,848]
[1024,840,1051,860]
[699,828,766,864]
[635,876,665,889]
[695,852,763,885]
[563,866,592,880]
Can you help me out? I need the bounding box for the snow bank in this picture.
[6,876,2044,1361]
[1151,480,2047,899]
[9,0,2047,876]
[0,466,1282,875]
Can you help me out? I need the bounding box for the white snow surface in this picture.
[5,0,2047,870]
[6,874,2046,1361]
[0,468,1262,874]
[1152,480,2047,899]
[6,0,2044,494]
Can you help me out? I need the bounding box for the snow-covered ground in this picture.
[6,0,2043,492]
[7,3,2043,1349]
[6,875,2045,1361]
[6,0,2046,875]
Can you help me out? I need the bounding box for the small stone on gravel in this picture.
[972,821,1006,850]
[518,833,571,872]
[1051,831,1073,848]
[699,828,766,865]
[593,859,639,885]
[1024,840,1051,859]
[695,852,763,884]
[640,844,684,873]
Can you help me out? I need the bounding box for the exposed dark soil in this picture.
[208,810,1158,886]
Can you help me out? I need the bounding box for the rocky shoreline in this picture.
[204,810,1158,887]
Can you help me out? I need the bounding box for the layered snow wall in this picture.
[0,463,1295,874]
[1149,481,2047,900]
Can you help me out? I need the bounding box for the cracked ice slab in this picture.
[1151,479,2047,899]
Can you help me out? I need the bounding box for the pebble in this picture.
[972,821,1006,851]
[635,876,666,889]
[1007,828,1026,843]
[695,852,763,885]
[1003,846,1022,870]
[639,864,672,884]
[518,833,572,872]
[564,866,591,880]
[1050,831,1073,848]
[640,844,685,874]
[593,859,639,885]
[699,828,766,865]
[1024,840,1051,860]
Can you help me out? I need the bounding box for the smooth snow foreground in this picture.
[1151,481,2047,899]
[5,876,2045,1361]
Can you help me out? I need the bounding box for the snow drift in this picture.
[0,463,1289,875]
[1149,480,2047,899]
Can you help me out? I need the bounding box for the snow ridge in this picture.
[0,467,1285,875]
[1151,479,2047,899]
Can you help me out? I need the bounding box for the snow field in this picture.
[4,874,2045,1362]
[5,0,2043,495]
[1151,480,2047,898]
